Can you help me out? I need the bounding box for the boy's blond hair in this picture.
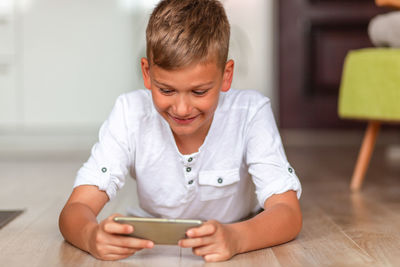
[146,0,230,70]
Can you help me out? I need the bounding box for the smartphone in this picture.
[113,216,203,245]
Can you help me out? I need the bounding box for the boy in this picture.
[59,0,302,262]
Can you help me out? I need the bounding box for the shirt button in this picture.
[188,157,193,162]
[217,177,223,184]
[186,167,192,172]
[188,180,194,185]
[288,167,293,174]
[101,167,107,173]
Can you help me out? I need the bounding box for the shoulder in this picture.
[113,89,154,117]
[103,89,155,131]
[219,89,271,112]
[213,89,274,134]
[115,89,152,109]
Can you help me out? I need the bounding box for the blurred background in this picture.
[0,0,398,155]
[0,0,276,155]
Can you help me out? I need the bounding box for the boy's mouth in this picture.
[168,114,199,125]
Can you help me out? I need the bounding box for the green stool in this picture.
[338,48,400,191]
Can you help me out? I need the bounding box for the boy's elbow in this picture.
[58,204,69,239]
[58,202,80,240]
[290,207,303,240]
[294,211,303,238]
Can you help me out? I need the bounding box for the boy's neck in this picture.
[173,133,205,155]
[172,122,211,155]
[171,113,215,155]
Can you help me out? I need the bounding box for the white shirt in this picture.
[74,89,301,223]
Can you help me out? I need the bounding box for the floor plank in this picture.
[0,146,400,266]
[290,146,400,267]
[273,206,373,267]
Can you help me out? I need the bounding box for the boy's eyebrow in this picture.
[153,79,214,89]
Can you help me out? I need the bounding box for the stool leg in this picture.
[350,121,380,192]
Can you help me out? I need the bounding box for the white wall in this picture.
[0,0,18,127]
[0,0,276,152]
[224,0,276,102]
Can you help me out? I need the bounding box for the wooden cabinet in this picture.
[279,0,388,128]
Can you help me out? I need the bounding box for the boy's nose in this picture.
[173,95,192,117]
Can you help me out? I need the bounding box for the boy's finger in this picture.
[100,253,134,261]
[192,244,216,256]
[186,223,216,238]
[204,253,223,262]
[103,221,134,234]
[104,244,140,255]
[109,234,154,249]
[179,236,213,248]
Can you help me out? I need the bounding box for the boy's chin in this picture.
[170,126,197,138]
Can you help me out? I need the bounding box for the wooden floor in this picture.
[0,145,400,266]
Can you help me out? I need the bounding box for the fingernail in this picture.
[147,242,154,248]
[187,230,193,236]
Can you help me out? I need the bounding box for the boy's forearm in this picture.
[230,203,302,254]
[59,202,98,253]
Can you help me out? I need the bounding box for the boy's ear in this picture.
[221,60,234,92]
[141,57,152,90]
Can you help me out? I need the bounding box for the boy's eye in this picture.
[159,88,174,94]
[192,90,208,96]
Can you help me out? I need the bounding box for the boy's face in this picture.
[141,58,234,141]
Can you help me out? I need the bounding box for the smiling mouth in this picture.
[169,114,199,125]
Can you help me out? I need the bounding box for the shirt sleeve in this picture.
[245,99,301,207]
[73,94,133,200]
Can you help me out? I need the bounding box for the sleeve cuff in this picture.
[256,176,302,208]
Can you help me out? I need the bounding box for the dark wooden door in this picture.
[279,0,389,129]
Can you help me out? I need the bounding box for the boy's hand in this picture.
[178,220,239,262]
[86,214,154,261]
